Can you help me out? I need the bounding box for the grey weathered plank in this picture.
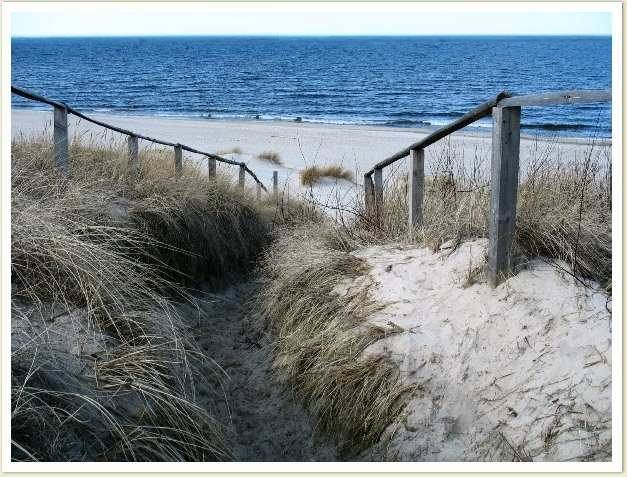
[373,168,383,219]
[408,148,424,227]
[239,164,246,188]
[53,105,69,175]
[127,135,139,182]
[363,174,375,215]
[174,144,183,178]
[208,157,216,178]
[488,106,521,288]
[498,89,611,108]
[272,171,279,196]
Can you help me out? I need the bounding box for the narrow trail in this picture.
[181,281,338,461]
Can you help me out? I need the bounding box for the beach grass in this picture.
[300,165,353,186]
[10,135,276,462]
[256,151,282,165]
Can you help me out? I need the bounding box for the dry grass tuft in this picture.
[259,226,416,456]
[300,165,353,186]
[256,151,282,165]
[215,146,242,155]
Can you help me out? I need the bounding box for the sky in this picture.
[11,8,611,38]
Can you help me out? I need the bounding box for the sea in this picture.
[11,36,612,138]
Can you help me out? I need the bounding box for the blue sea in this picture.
[11,36,612,137]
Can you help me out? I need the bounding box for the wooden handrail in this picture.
[365,91,511,176]
[11,85,268,192]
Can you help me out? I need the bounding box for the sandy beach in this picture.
[12,109,611,203]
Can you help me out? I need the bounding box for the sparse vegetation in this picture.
[256,151,282,165]
[336,137,612,289]
[300,165,353,186]
[216,146,242,155]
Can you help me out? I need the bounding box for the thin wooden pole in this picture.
[53,105,69,175]
[408,148,424,227]
[127,135,139,183]
[256,182,262,200]
[239,164,246,188]
[364,174,374,215]
[174,144,183,178]
[488,106,521,288]
[207,157,216,179]
[373,168,383,220]
[272,170,278,196]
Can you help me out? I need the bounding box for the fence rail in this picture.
[363,88,612,288]
[11,85,270,193]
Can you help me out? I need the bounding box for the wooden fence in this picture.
[363,89,612,288]
[11,85,279,196]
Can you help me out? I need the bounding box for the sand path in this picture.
[180,281,337,461]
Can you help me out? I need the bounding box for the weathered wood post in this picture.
[364,173,375,215]
[408,148,424,227]
[256,182,262,200]
[174,144,183,178]
[127,135,139,183]
[53,105,69,175]
[207,157,216,179]
[373,167,383,221]
[488,106,521,288]
[239,164,246,188]
[272,170,278,196]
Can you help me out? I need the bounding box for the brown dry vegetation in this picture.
[11,136,274,461]
[11,132,612,462]
[256,151,282,165]
[300,165,353,186]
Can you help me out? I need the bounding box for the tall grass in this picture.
[259,225,415,456]
[11,135,273,461]
[337,137,612,288]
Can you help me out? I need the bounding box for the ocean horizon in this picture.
[11,35,612,137]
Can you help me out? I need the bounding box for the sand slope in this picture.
[346,240,611,461]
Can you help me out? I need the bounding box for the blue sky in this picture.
[12,10,611,37]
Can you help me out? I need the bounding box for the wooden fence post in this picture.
[272,170,278,196]
[408,148,424,227]
[127,135,139,183]
[53,105,69,175]
[488,106,521,288]
[208,157,216,179]
[364,174,374,215]
[174,144,183,178]
[373,167,383,220]
[239,164,246,188]
[256,182,262,200]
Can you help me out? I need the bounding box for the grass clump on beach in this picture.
[300,165,353,186]
[258,225,415,456]
[216,146,242,155]
[256,151,282,165]
[10,136,274,462]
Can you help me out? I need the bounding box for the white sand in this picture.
[344,240,611,461]
[11,109,609,209]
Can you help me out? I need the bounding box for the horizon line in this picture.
[12,33,612,39]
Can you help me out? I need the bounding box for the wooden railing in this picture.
[11,85,276,197]
[363,89,612,287]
